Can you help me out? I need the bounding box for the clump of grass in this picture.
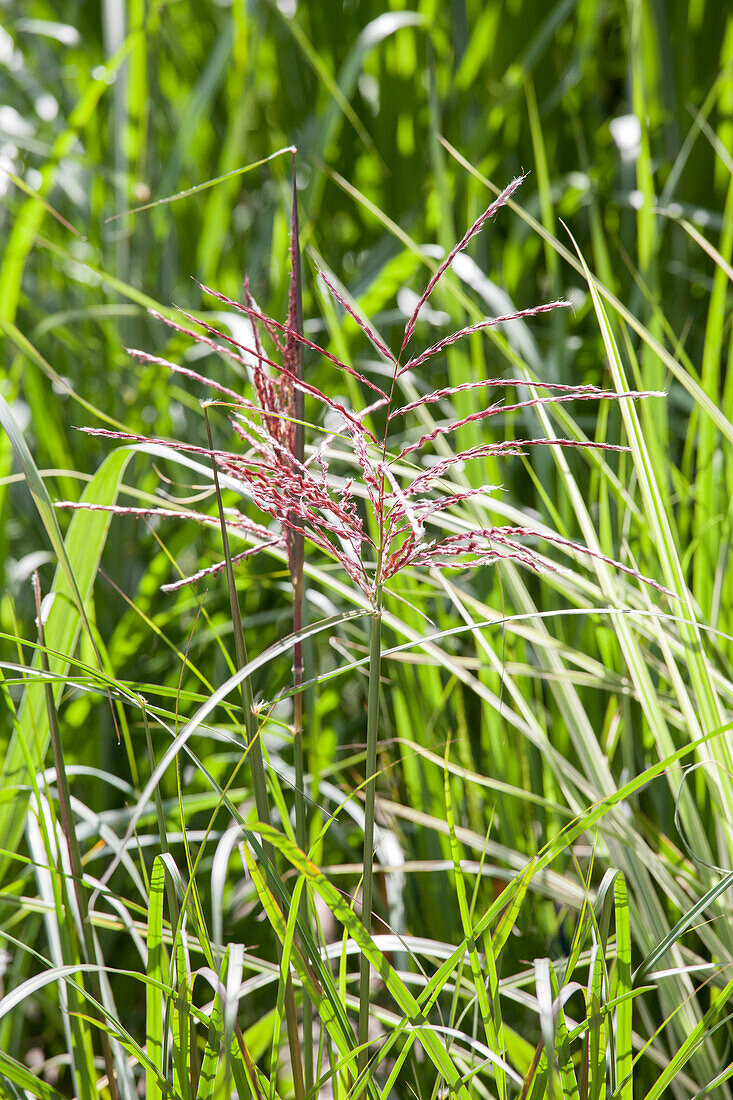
[55,166,670,1097]
[3,3,733,1093]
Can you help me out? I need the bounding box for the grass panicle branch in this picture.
[399,173,527,353]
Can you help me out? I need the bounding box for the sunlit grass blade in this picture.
[0,444,132,874]
[172,932,193,1100]
[270,875,307,1099]
[612,876,633,1100]
[251,822,476,1100]
[692,172,733,620]
[108,147,297,222]
[634,865,733,985]
[443,745,506,1100]
[1,318,129,431]
[585,939,606,1100]
[0,1049,66,1098]
[146,856,171,1100]
[570,226,733,820]
[358,593,382,1095]
[549,966,581,1100]
[641,971,733,1100]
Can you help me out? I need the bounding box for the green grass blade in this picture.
[146,856,171,1100]
[642,973,733,1100]
[569,226,733,808]
[444,747,505,1100]
[0,441,132,874]
[634,866,733,984]
[254,822,477,1100]
[0,1051,66,1099]
[613,876,633,1100]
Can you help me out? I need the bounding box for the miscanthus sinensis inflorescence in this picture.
[67,175,668,603]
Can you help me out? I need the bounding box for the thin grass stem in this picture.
[33,573,121,1100]
[204,407,305,1100]
[289,153,314,1091]
[358,586,383,1092]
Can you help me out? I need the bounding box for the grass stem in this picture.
[204,408,305,1100]
[358,586,383,1091]
[289,152,314,1091]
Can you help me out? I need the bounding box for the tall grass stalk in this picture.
[286,154,314,1090]
[358,585,382,1085]
[33,571,121,1100]
[204,406,305,1099]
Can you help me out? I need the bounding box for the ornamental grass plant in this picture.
[2,5,733,1095]
[17,153,695,1100]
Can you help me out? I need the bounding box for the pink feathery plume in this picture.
[399,299,571,376]
[198,282,388,397]
[400,174,526,354]
[390,379,609,420]
[317,268,397,365]
[397,390,662,459]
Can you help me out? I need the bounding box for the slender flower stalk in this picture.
[285,154,314,1092]
[358,584,382,1086]
[58,171,669,1093]
[204,405,305,1100]
[285,156,306,851]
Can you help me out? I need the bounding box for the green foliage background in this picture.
[2,1,733,1097]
